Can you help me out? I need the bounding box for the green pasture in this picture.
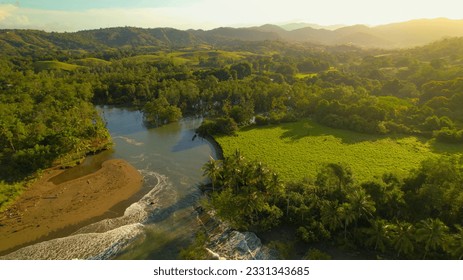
[75,57,111,66]
[34,61,82,72]
[123,50,256,66]
[295,73,318,79]
[216,119,463,182]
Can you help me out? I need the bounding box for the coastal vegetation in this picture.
[0,62,111,210]
[202,152,463,259]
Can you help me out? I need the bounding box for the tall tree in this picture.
[320,200,343,232]
[364,219,392,252]
[202,157,222,192]
[346,188,376,227]
[415,218,449,259]
[445,225,463,260]
[391,221,415,258]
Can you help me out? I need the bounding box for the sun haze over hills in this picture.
[2,18,463,49]
[1,0,463,31]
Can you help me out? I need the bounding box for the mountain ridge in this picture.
[2,18,463,51]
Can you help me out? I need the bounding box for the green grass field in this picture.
[75,58,111,66]
[123,50,256,66]
[34,61,82,72]
[215,120,463,182]
[295,73,318,79]
[123,53,197,65]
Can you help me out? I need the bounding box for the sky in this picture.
[0,0,462,32]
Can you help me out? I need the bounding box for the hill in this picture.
[279,22,345,31]
[253,18,463,48]
[2,18,463,52]
[33,61,82,71]
[373,18,463,48]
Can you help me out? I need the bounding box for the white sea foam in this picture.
[3,223,145,260]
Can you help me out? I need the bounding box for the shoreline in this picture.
[201,134,224,160]
[0,159,143,256]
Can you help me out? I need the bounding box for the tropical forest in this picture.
[2,20,463,260]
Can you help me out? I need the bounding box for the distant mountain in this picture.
[373,18,463,48]
[255,18,463,48]
[2,18,463,52]
[77,27,201,48]
[192,27,280,42]
[249,24,287,34]
[280,22,345,31]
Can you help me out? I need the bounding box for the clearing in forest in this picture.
[216,120,463,182]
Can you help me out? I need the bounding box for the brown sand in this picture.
[0,159,143,255]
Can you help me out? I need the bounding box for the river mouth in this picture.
[2,106,216,260]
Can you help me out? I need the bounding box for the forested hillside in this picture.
[2,18,463,52]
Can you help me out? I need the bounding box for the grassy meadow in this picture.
[122,50,255,66]
[33,61,82,72]
[215,119,463,182]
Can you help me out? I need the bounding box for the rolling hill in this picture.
[1,18,463,52]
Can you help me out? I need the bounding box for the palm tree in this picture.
[338,202,356,239]
[391,221,415,258]
[238,162,255,192]
[320,200,343,232]
[231,149,245,166]
[253,161,269,191]
[347,188,376,228]
[298,204,310,223]
[222,150,245,194]
[316,163,353,201]
[202,156,221,192]
[364,219,392,253]
[445,225,463,259]
[415,218,449,259]
[269,172,283,204]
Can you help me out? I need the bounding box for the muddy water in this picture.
[4,106,216,260]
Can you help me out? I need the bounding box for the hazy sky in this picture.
[1,0,462,31]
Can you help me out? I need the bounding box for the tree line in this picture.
[0,58,111,210]
[203,152,463,259]
[37,38,460,143]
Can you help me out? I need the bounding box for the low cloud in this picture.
[1,4,32,29]
[0,4,218,31]
[0,4,17,21]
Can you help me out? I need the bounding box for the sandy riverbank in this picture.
[0,159,143,256]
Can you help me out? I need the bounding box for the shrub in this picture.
[196,117,238,137]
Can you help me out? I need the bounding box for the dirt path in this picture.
[0,159,143,256]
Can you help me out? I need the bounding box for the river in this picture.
[4,106,217,259]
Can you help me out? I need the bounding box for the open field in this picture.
[33,61,82,72]
[74,57,111,66]
[216,119,463,182]
[295,73,317,79]
[122,50,257,66]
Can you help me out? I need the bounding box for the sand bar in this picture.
[0,159,143,256]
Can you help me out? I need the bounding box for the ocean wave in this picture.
[3,223,145,260]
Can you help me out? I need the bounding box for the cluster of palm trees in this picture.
[363,218,463,259]
[202,152,463,259]
[202,150,284,231]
